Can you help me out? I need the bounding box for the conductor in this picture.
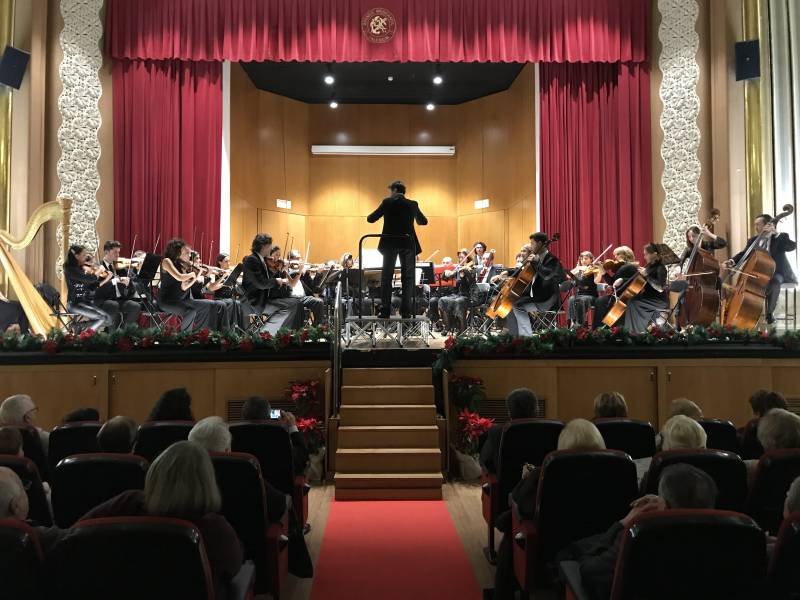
[367,180,428,318]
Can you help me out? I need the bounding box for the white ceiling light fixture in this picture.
[276,198,292,209]
[433,74,443,85]
[311,145,456,157]
[425,102,435,111]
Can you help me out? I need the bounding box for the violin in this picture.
[266,256,286,271]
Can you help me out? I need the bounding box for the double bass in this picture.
[485,233,559,320]
[723,204,794,329]
[678,209,721,328]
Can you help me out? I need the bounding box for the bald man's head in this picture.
[0,466,28,519]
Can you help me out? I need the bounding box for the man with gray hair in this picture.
[188,416,232,453]
[0,394,49,454]
[0,466,64,552]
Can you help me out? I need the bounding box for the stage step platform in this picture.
[334,367,443,501]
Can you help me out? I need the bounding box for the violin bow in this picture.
[423,250,439,262]
[152,233,161,255]
[128,233,139,278]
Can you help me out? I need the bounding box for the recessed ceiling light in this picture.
[387,75,394,82]
[425,103,435,111]
[324,74,335,85]
[329,100,339,109]
[433,75,443,85]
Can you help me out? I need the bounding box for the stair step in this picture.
[339,404,436,426]
[335,487,443,500]
[343,368,431,387]
[334,472,443,489]
[341,385,435,406]
[338,425,439,448]
[335,448,441,473]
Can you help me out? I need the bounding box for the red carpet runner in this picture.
[310,500,482,600]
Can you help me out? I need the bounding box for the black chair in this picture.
[48,421,101,471]
[229,421,310,529]
[5,425,50,482]
[746,449,800,534]
[641,449,748,511]
[48,516,255,600]
[133,421,194,463]
[481,418,564,562]
[211,452,289,598]
[0,455,52,526]
[512,450,638,590]
[699,419,740,454]
[561,510,767,600]
[594,418,656,459]
[768,511,800,599]
[0,519,44,600]
[51,453,149,527]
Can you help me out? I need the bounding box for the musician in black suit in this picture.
[242,234,303,334]
[727,214,798,324]
[93,240,142,327]
[366,181,428,318]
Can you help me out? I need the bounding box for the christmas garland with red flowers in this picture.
[433,325,800,374]
[0,324,330,354]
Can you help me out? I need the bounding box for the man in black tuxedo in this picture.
[727,214,797,324]
[367,181,428,318]
[93,240,142,327]
[242,233,303,334]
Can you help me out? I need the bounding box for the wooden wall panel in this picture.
[458,210,508,265]
[257,210,306,256]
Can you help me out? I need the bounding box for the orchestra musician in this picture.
[473,242,487,262]
[158,239,216,331]
[187,251,241,331]
[286,249,326,325]
[566,251,599,327]
[242,233,304,334]
[618,243,669,333]
[93,240,142,328]
[670,225,727,319]
[427,256,454,325]
[0,291,29,334]
[725,214,797,325]
[438,262,476,332]
[212,253,234,301]
[477,250,501,285]
[64,245,115,331]
[367,180,428,319]
[592,246,639,328]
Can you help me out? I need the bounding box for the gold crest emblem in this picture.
[361,8,397,44]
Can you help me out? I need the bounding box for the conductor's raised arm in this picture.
[414,202,428,226]
[367,200,385,223]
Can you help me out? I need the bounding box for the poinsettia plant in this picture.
[449,374,486,412]
[285,379,321,418]
[296,416,325,454]
[454,409,493,456]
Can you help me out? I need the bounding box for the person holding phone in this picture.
[240,396,309,475]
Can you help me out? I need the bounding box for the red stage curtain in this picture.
[105,0,649,63]
[539,62,652,266]
[113,60,222,254]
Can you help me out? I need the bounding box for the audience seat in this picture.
[512,450,638,590]
[5,425,50,482]
[768,511,800,599]
[0,519,44,600]
[481,418,564,561]
[48,421,101,471]
[698,419,740,454]
[641,449,748,511]
[211,452,289,598]
[0,455,52,526]
[48,516,255,600]
[230,421,310,529]
[561,510,767,600]
[133,421,194,463]
[746,449,800,534]
[593,418,656,459]
[51,453,149,528]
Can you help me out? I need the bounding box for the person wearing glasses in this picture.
[0,394,49,454]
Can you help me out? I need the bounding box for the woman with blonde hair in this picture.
[661,414,708,450]
[558,418,607,451]
[81,441,243,596]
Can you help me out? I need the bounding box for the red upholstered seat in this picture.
[698,419,741,454]
[0,455,52,526]
[746,449,800,534]
[593,418,656,459]
[48,421,101,471]
[133,420,194,463]
[768,511,800,599]
[0,519,44,600]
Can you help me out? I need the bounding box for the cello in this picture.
[601,272,647,327]
[485,233,559,320]
[722,204,794,329]
[678,209,721,328]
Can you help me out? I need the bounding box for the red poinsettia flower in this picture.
[576,327,589,341]
[444,336,456,350]
[116,337,134,352]
[238,339,254,352]
[260,332,273,342]
[140,337,155,349]
[278,334,292,347]
[79,329,96,342]
[196,328,211,344]
[42,340,59,354]
[299,329,310,342]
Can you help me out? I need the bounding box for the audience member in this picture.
[96,416,138,453]
[189,417,232,453]
[740,390,788,459]
[480,388,538,475]
[0,394,49,454]
[668,398,703,420]
[558,464,718,600]
[639,415,708,486]
[148,388,194,421]
[0,466,64,552]
[746,408,800,485]
[0,426,23,456]
[786,476,800,517]
[593,391,628,419]
[61,408,101,423]
[240,395,309,475]
[80,441,243,598]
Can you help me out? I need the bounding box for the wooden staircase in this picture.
[334,367,443,500]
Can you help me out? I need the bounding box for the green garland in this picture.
[433,324,800,374]
[0,324,330,354]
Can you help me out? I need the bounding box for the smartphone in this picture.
[269,409,281,419]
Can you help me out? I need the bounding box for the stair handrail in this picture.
[332,281,343,413]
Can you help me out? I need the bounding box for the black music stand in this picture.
[133,252,165,329]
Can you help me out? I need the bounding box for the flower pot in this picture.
[454,448,481,480]
[305,448,326,483]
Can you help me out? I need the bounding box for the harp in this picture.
[0,198,71,335]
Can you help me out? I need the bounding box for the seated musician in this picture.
[592,246,639,328]
[212,253,234,300]
[64,245,115,331]
[495,232,564,337]
[473,241,487,263]
[670,225,726,316]
[438,260,477,333]
[242,234,303,334]
[158,239,216,331]
[725,214,797,325]
[0,291,29,334]
[618,243,669,333]
[287,249,326,325]
[567,251,599,328]
[477,250,501,285]
[93,240,142,328]
[188,251,242,331]
[427,256,453,325]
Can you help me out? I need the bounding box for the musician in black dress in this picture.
[438,263,476,333]
[93,240,142,328]
[592,246,639,328]
[187,251,240,330]
[670,225,726,319]
[158,239,215,331]
[725,214,797,324]
[619,243,669,333]
[566,251,599,327]
[64,245,114,331]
